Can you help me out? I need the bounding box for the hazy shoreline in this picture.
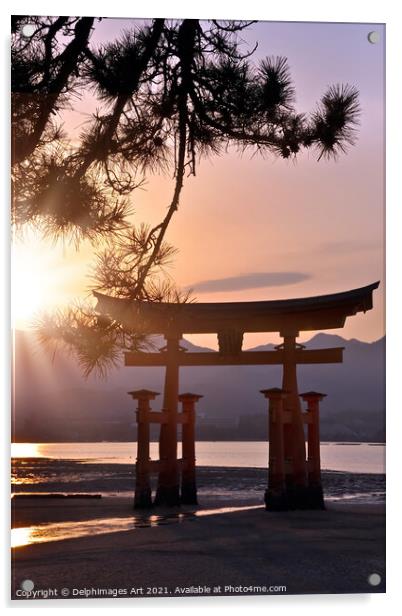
[12,459,385,504]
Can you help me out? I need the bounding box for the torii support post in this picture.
[154,335,181,506]
[179,393,202,505]
[300,391,327,510]
[128,389,159,509]
[279,332,309,509]
[261,388,287,511]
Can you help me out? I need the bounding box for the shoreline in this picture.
[12,461,386,504]
[11,461,386,598]
[11,499,385,598]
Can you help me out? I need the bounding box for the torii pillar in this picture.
[301,391,327,510]
[280,331,309,508]
[128,389,159,509]
[154,335,181,506]
[179,392,202,505]
[261,388,287,510]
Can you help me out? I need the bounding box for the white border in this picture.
[2,0,401,613]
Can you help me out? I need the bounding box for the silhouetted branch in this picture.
[36,302,151,379]
[12,17,95,165]
[13,17,360,247]
[12,17,361,376]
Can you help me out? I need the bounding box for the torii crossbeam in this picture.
[94,281,379,511]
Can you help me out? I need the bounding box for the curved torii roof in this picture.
[94,281,379,336]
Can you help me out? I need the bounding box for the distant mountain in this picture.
[12,330,385,442]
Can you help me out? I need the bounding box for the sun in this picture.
[11,443,40,458]
[11,230,88,330]
[11,243,50,327]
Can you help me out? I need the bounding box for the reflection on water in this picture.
[12,476,44,486]
[11,527,33,548]
[11,441,386,474]
[11,505,263,548]
[11,443,40,459]
[327,492,385,503]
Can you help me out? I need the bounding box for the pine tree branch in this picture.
[12,17,95,165]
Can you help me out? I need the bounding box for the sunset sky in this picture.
[12,19,385,349]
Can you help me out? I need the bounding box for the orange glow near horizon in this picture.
[11,217,384,348]
[11,443,40,458]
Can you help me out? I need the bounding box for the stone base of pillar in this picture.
[264,488,290,511]
[154,484,181,506]
[265,484,325,511]
[305,484,325,510]
[134,488,153,509]
[286,484,312,510]
[287,484,325,510]
[181,481,198,505]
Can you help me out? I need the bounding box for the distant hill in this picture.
[12,330,385,442]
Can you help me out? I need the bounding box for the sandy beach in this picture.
[11,493,385,599]
[11,458,386,599]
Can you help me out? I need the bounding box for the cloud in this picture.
[188,272,311,293]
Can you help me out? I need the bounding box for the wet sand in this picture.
[12,460,386,503]
[11,496,385,599]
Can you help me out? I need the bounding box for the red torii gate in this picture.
[94,281,379,511]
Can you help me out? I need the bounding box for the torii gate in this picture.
[94,281,379,511]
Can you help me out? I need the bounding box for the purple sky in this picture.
[15,19,385,348]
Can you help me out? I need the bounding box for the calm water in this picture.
[11,441,385,474]
[11,505,262,548]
